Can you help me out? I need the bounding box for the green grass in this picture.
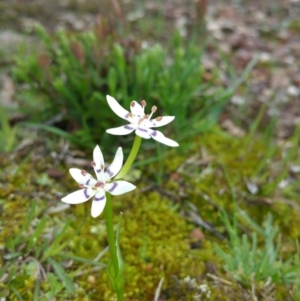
[10,24,255,152]
[215,211,300,287]
[2,117,300,299]
[0,107,18,153]
[1,2,300,299]
[0,199,107,300]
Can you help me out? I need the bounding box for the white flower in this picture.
[106,95,179,147]
[61,145,136,218]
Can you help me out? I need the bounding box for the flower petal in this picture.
[61,188,95,204]
[105,147,123,180]
[107,95,130,121]
[91,190,106,218]
[149,129,179,147]
[93,145,104,168]
[130,101,144,116]
[135,127,151,139]
[69,168,97,186]
[105,181,136,196]
[106,125,136,136]
[93,145,105,181]
[148,116,175,128]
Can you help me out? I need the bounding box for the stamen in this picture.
[151,106,157,113]
[148,106,157,121]
[141,100,147,107]
[156,116,162,121]
[130,101,135,107]
[81,170,87,176]
[95,182,104,188]
[138,116,146,125]
[79,184,85,188]
[144,114,150,119]
[91,161,96,167]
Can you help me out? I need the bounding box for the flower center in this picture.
[129,101,163,128]
[94,181,105,189]
[133,102,159,127]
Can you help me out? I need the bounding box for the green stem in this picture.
[116,290,124,301]
[115,135,142,180]
[102,135,142,300]
[156,142,163,185]
[104,193,119,277]
[104,193,124,301]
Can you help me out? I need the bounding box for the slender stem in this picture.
[104,193,119,278]
[115,135,142,180]
[116,289,124,301]
[104,193,124,301]
[156,142,163,185]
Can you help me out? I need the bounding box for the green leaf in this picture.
[46,272,64,296]
[47,258,75,294]
[0,263,10,278]
[107,214,124,293]
[42,220,71,260]
[9,286,24,301]
[28,216,47,250]
[19,123,80,145]
[33,279,40,301]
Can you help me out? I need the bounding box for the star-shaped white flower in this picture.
[61,145,136,218]
[106,95,179,147]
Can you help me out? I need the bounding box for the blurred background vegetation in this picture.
[1,0,300,300]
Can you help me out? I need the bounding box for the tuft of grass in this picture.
[0,148,206,299]
[11,25,248,151]
[0,107,18,153]
[215,210,300,289]
[0,197,107,299]
[2,202,73,297]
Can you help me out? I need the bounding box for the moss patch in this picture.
[1,128,299,300]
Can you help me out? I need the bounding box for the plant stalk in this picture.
[115,135,142,180]
[104,193,124,301]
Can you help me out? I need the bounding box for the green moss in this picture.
[1,153,207,300]
[67,192,207,300]
[1,127,299,299]
[161,129,298,299]
[120,193,205,298]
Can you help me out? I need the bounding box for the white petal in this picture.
[105,181,136,196]
[91,190,106,218]
[69,168,97,186]
[148,116,175,128]
[130,101,144,116]
[93,145,105,181]
[135,127,151,139]
[106,125,136,136]
[105,147,123,179]
[107,95,130,121]
[149,129,179,147]
[93,145,104,167]
[61,188,95,204]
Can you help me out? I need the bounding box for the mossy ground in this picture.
[1,125,299,300]
[1,1,300,300]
